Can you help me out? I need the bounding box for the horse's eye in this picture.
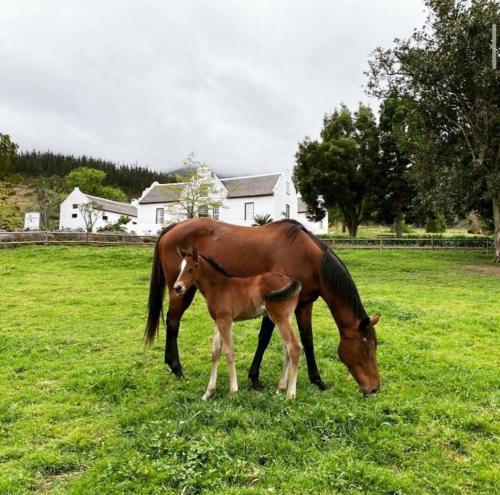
[188,268,194,273]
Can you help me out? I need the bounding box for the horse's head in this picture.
[337,315,380,395]
[173,247,200,296]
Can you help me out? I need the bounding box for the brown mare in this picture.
[145,218,381,395]
[173,247,302,399]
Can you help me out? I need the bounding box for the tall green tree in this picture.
[375,94,415,236]
[294,103,379,237]
[0,134,18,179]
[367,0,500,260]
[66,167,127,202]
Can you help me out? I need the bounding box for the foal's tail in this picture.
[144,224,177,345]
[265,280,302,302]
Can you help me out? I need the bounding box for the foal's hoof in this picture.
[249,378,265,391]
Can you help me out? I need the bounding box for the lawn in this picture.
[0,246,498,494]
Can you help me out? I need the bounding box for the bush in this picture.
[425,213,446,233]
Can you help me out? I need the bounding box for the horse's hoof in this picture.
[169,367,184,379]
[313,380,330,391]
[250,379,265,391]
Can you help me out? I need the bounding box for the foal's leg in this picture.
[295,303,329,391]
[217,318,238,394]
[164,286,197,378]
[202,328,222,401]
[277,343,290,392]
[275,319,301,399]
[248,315,275,391]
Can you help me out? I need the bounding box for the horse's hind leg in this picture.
[248,315,275,391]
[165,286,196,378]
[295,303,329,391]
[203,328,222,400]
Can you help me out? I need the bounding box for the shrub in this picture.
[425,213,446,233]
[253,213,273,226]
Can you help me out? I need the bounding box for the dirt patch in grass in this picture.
[464,264,500,277]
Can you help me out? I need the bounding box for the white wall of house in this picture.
[298,212,329,235]
[24,212,40,230]
[219,195,274,225]
[59,188,137,232]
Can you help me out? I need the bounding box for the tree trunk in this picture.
[394,211,403,238]
[341,221,347,233]
[347,220,358,237]
[493,196,500,263]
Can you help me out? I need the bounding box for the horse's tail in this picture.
[144,223,177,345]
[265,280,302,302]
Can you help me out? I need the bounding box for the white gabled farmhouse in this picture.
[134,168,310,234]
[58,168,328,235]
[59,187,137,232]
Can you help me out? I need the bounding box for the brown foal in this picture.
[173,247,302,400]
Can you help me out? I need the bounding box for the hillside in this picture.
[14,151,177,198]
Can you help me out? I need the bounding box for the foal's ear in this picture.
[190,247,199,261]
[177,246,188,258]
[370,315,381,326]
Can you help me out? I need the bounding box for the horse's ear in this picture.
[191,247,198,261]
[177,246,188,257]
[370,315,381,326]
[359,317,371,331]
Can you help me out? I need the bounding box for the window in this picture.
[156,208,164,224]
[71,213,77,218]
[285,204,290,219]
[286,182,290,195]
[198,205,208,217]
[213,206,220,220]
[244,202,254,221]
[72,204,78,209]
[102,215,108,221]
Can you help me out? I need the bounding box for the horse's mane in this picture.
[200,254,233,277]
[274,219,368,321]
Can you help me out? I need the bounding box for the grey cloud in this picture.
[0,0,426,175]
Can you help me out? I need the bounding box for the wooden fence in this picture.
[0,231,494,253]
[0,231,158,247]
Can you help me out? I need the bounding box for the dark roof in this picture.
[85,194,137,217]
[297,197,308,213]
[138,183,185,204]
[221,174,281,198]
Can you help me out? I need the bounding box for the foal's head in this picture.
[173,247,200,296]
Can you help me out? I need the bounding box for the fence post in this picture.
[431,238,434,250]
[44,231,48,246]
[379,239,383,251]
[332,238,335,251]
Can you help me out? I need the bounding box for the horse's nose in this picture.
[174,285,182,294]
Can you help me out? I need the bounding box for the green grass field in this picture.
[0,246,498,494]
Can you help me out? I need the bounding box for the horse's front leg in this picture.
[248,315,275,390]
[295,302,330,391]
[165,286,196,378]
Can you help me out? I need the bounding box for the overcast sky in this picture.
[1,0,427,176]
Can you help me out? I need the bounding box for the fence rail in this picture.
[0,231,494,253]
[0,231,158,247]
